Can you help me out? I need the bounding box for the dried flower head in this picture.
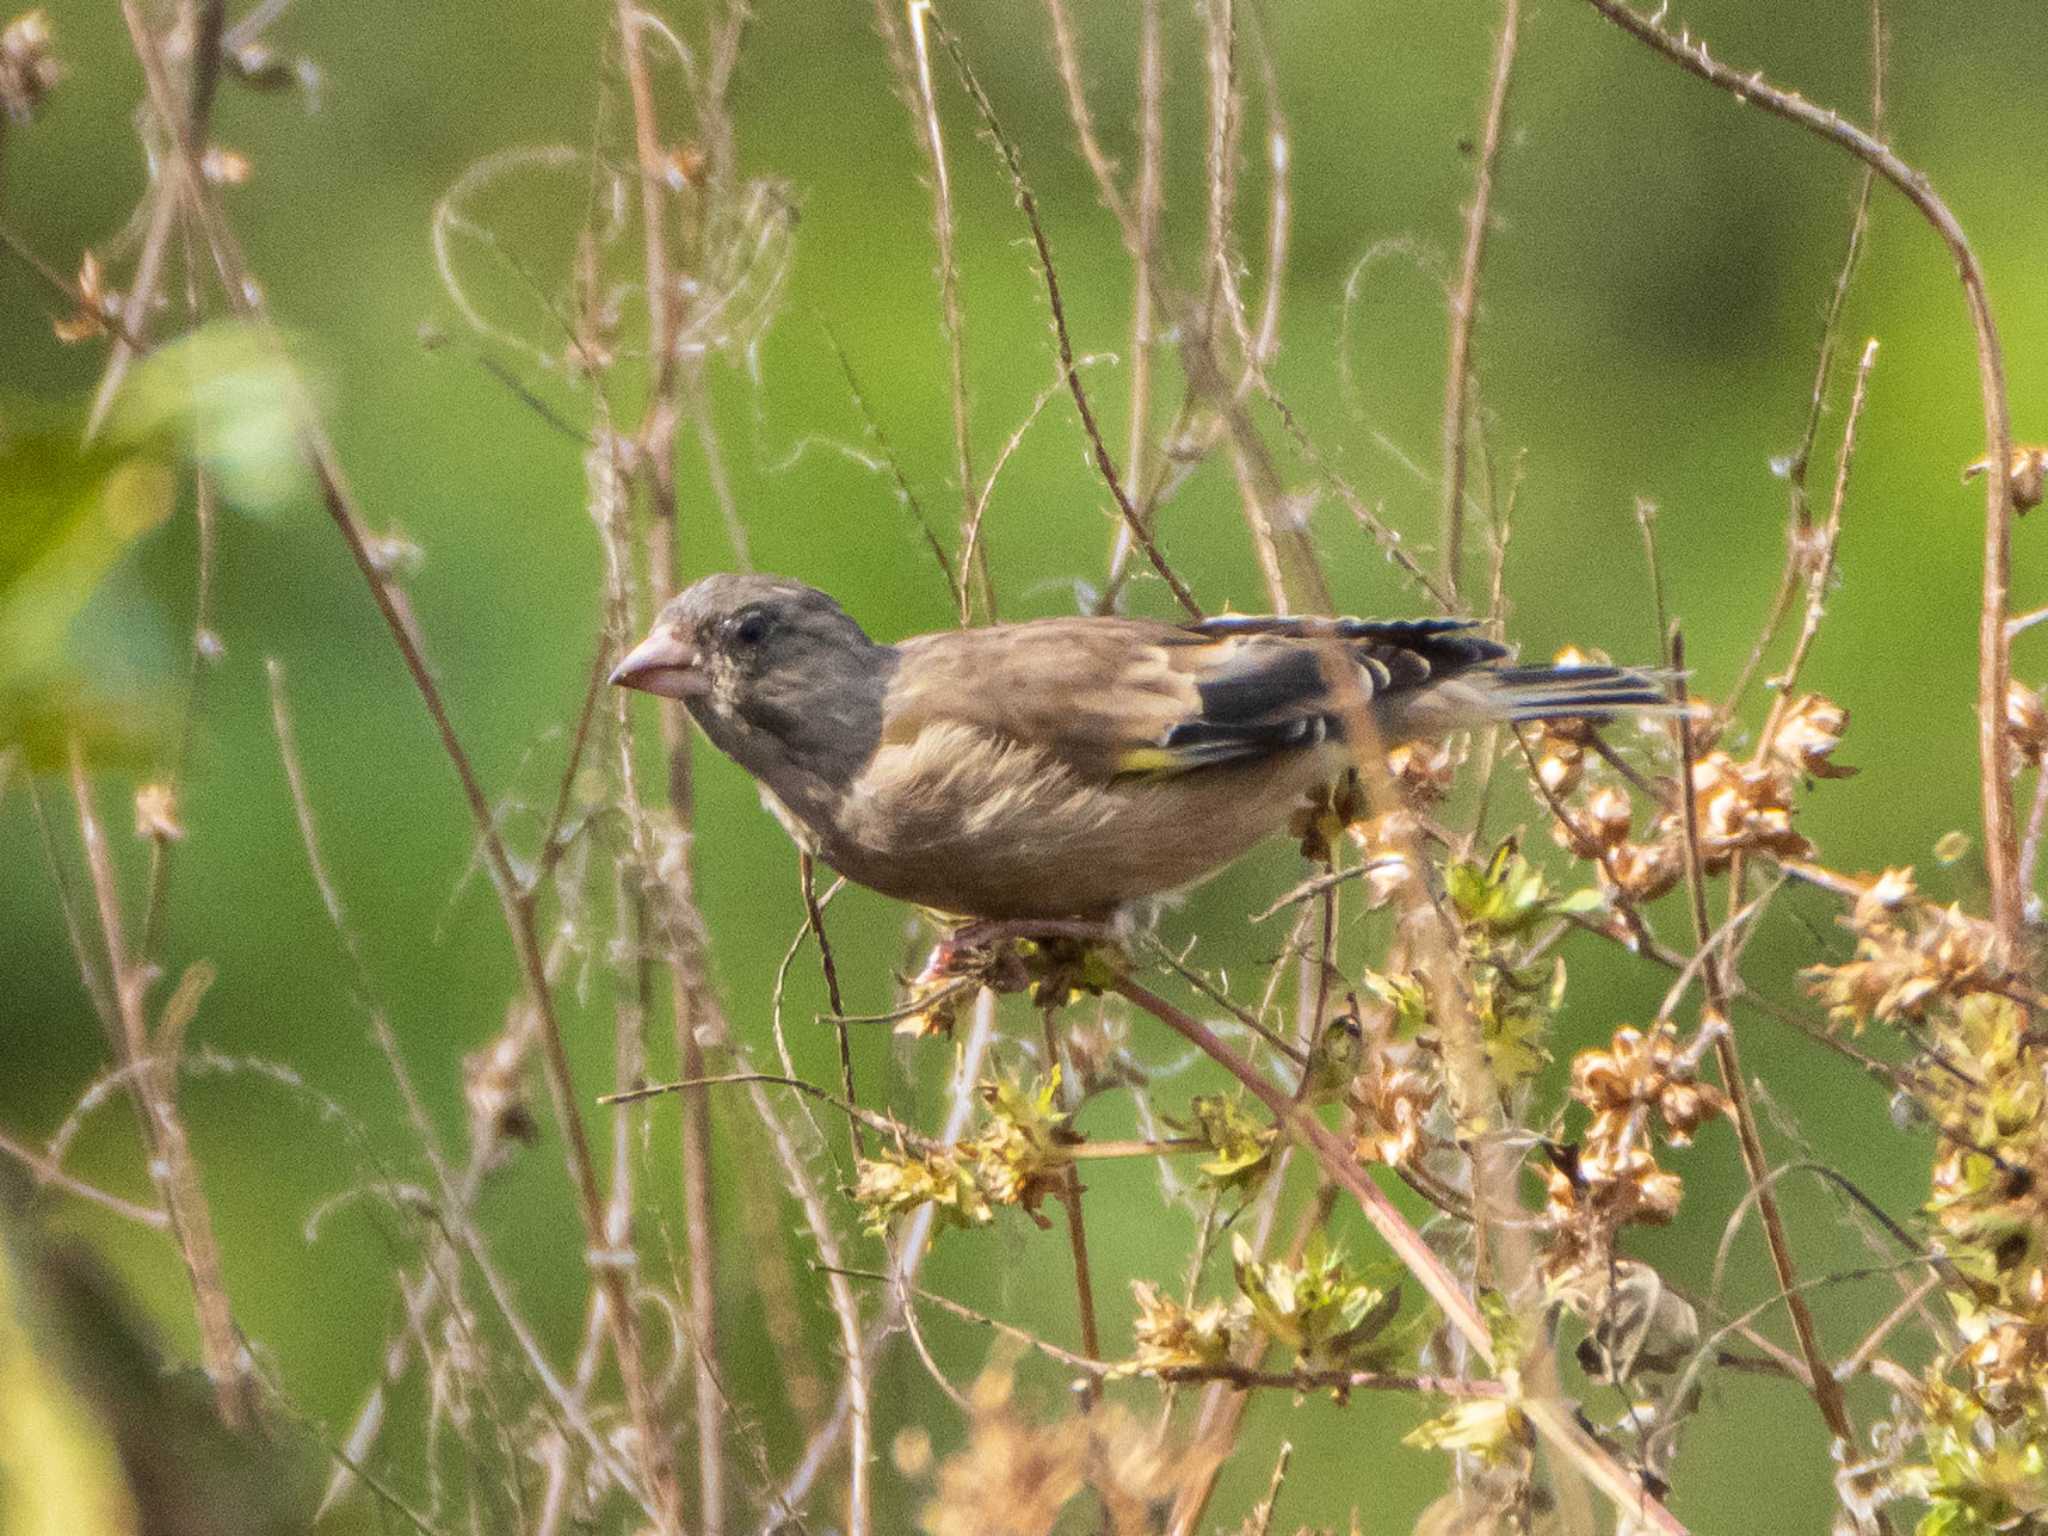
[1292,771,1369,864]
[1769,693,1856,780]
[1534,737,1585,799]
[1348,1045,1437,1168]
[1341,809,1419,907]
[1570,1021,1726,1148]
[134,782,185,843]
[920,1367,1190,1536]
[1804,902,2012,1032]
[1541,1143,1684,1278]
[1125,1281,1250,1374]
[2009,681,2048,767]
[1388,738,1457,802]
[852,1144,991,1236]
[0,9,59,122]
[1582,785,1634,851]
[1683,751,1811,869]
[51,250,114,344]
[1965,443,2048,514]
[1606,836,1681,903]
[201,145,253,186]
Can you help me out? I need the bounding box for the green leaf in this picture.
[1402,1398,1526,1463]
[0,319,306,769]
[1170,1094,1276,1194]
[0,673,156,772]
[110,322,306,515]
[1554,886,1609,916]
[0,430,175,665]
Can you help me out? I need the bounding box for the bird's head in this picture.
[610,573,892,792]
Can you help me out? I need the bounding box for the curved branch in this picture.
[1578,0,2019,942]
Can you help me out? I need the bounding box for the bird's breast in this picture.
[819,721,1330,919]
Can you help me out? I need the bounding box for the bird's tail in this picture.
[1483,663,1673,722]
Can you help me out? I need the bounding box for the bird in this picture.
[609,574,1666,923]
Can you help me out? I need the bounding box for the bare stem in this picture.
[1670,636,1864,1468]
[1440,0,1522,602]
[1579,0,2017,942]
[901,0,988,623]
[0,1125,170,1229]
[109,3,687,1513]
[801,851,861,1164]
[1113,977,1688,1534]
[1040,1005,1102,1405]
[67,743,253,1429]
[933,19,1205,620]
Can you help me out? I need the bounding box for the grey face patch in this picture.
[662,575,899,803]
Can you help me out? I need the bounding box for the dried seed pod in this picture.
[52,250,112,344]
[0,9,60,123]
[1536,738,1584,798]
[1687,751,1810,869]
[2008,681,2048,766]
[1965,444,2048,514]
[134,783,185,843]
[1608,838,1680,903]
[1584,785,1633,850]
[1388,738,1456,802]
[1770,693,1855,780]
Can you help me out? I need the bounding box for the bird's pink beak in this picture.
[609,628,710,699]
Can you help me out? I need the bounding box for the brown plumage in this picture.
[610,574,1665,920]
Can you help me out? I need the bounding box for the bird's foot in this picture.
[907,918,1127,1014]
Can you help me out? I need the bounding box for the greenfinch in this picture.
[611,574,1662,920]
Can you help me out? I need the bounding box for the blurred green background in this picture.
[5,0,2047,1530]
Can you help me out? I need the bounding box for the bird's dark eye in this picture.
[730,607,773,648]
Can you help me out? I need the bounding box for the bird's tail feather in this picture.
[1485,663,1674,722]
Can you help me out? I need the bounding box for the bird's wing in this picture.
[881,615,1510,782]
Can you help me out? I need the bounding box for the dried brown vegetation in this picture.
[6,2,2048,1535]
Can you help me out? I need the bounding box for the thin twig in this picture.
[1578,0,2017,944]
[1040,1004,1102,1406]
[755,992,995,1536]
[1669,633,1863,1467]
[68,742,253,1428]
[901,0,989,624]
[817,313,958,596]
[0,1126,170,1229]
[1113,976,1687,1534]
[800,852,861,1162]
[1440,0,1522,602]
[115,2,683,1508]
[1723,0,1885,721]
[1756,340,1877,750]
[933,18,1204,620]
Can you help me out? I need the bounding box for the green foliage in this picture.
[0,322,301,769]
[1168,1093,1277,1195]
[850,1069,1073,1235]
[1897,1381,2048,1536]
[1444,843,1558,938]
[1401,1396,1528,1467]
[1229,1233,1400,1369]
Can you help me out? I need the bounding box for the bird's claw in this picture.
[910,918,1125,997]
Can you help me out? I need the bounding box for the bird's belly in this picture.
[823,725,1328,919]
